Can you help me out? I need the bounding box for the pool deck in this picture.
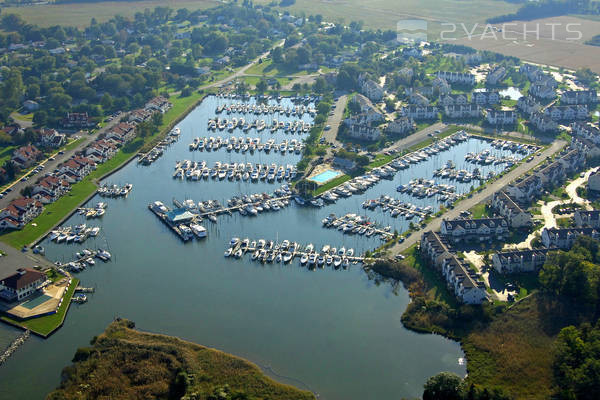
[307,165,343,185]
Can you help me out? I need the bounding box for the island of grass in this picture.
[1,278,79,337]
[47,318,315,400]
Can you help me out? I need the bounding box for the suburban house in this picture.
[558,148,586,173]
[440,217,508,242]
[439,93,468,107]
[12,145,42,168]
[472,90,500,106]
[541,227,600,249]
[571,122,600,145]
[62,112,95,128]
[574,210,600,228]
[491,191,532,228]
[32,176,70,204]
[529,83,556,100]
[106,122,136,144]
[491,248,555,274]
[0,268,47,302]
[432,77,452,95]
[38,128,66,148]
[441,254,488,304]
[85,139,118,162]
[345,123,382,141]
[145,96,172,113]
[544,105,588,122]
[561,90,598,105]
[531,112,558,132]
[486,66,507,85]
[505,174,543,202]
[436,71,475,85]
[517,95,541,116]
[536,161,564,185]
[385,117,415,136]
[401,105,439,120]
[588,170,600,192]
[0,198,44,230]
[358,73,384,102]
[444,104,481,119]
[486,109,516,125]
[409,92,430,106]
[129,108,154,123]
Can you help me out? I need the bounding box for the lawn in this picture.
[469,202,490,218]
[313,174,351,196]
[0,145,16,167]
[1,278,79,337]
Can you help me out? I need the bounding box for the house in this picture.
[441,254,488,304]
[491,191,532,228]
[444,104,481,119]
[571,122,600,145]
[0,268,46,302]
[436,71,475,85]
[529,83,556,100]
[145,96,172,113]
[333,157,357,171]
[38,129,66,148]
[106,122,136,143]
[588,171,600,192]
[506,174,543,202]
[541,227,600,249]
[544,105,588,122]
[492,248,555,274]
[385,117,415,136]
[85,139,118,162]
[345,123,382,141]
[0,198,44,230]
[62,112,94,128]
[129,108,153,123]
[350,94,384,122]
[517,95,541,116]
[530,112,558,133]
[439,93,468,107]
[536,161,564,185]
[574,210,600,228]
[486,109,516,125]
[402,47,423,59]
[360,78,384,102]
[22,100,39,112]
[420,231,452,269]
[432,77,451,96]
[486,66,507,85]
[558,148,585,173]
[32,176,70,204]
[472,90,500,106]
[401,105,439,120]
[398,67,414,84]
[409,92,430,106]
[440,217,508,242]
[12,145,42,168]
[561,90,598,105]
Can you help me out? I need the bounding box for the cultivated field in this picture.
[449,16,600,73]
[0,0,218,27]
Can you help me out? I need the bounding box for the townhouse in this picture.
[385,117,415,136]
[557,148,585,174]
[491,191,532,228]
[12,145,42,169]
[421,231,452,267]
[32,176,70,204]
[517,95,541,116]
[409,92,430,106]
[439,93,468,107]
[486,66,507,85]
[444,104,481,119]
[37,128,66,148]
[432,77,452,96]
[440,217,508,242]
[129,108,154,123]
[505,174,543,202]
[491,248,555,274]
[541,227,600,249]
[106,122,136,144]
[574,210,600,229]
[561,90,598,105]
[145,96,172,113]
[472,90,500,106]
[0,198,44,230]
[588,170,600,192]
[57,156,96,182]
[535,161,564,185]
[544,105,588,122]
[530,112,558,133]
[85,139,118,163]
[401,105,439,120]
[345,123,382,141]
[486,109,516,125]
[62,112,95,128]
[571,122,600,145]
[529,83,556,100]
[441,254,488,304]
[436,71,475,86]
[358,73,384,102]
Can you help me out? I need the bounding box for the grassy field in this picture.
[313,174,351,196]
[0,145,16,167]
[1,278,79,337]
[1,0,218,28]
[46,318,315,399]
[469,202,490,218]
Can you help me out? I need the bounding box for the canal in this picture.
[0,95,529,399]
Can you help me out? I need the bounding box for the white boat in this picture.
[300,253,308,265]
[224,248,233,257]
[333,256,342,268]
[342,258,350,268]
[338,246,346,256]
[283,252,293,263]
[190,224,207,238]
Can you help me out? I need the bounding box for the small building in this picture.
[0,268,46,302]
[491,248,555,274]
[574,210,600,228]
[12,145,42,169]
[541,227,600,249]
[166,208,196,224]
[491,191,532,228]
[486,109,516,125]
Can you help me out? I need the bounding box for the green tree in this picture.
[423,372,463,400]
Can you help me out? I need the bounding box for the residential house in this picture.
[557,148,585,173]
[541,227,600,249]
[506,174,543,202]
[588,170,600,192]
[439,93,468,107]
[12,145,42,168]
[544,105,588,122]
[530,112,558,132]
[561,90,598,105]
[491,191,532,228]
[536,161,564,185]
[32,176,70,204]
[432,77,452,96]
[472,90,500,106]
[106,122,136,144]
[574,210,600,228]
[436,71,475,85]
[517,95,541,116]
[401,105,439,120]
[444,104,481,119]
[491,248,555,274]
[345,123,382,141]
[440,217,508,242]
[0,198,44,230]
[0,268,46,302]
[420,231,452,268]
[62,112,94,128]
[129,108,153,123]
[358,73,384,102]
[145,96,172,113]
[486,66,507,85]
[385,117,415,136]
[529,83,556,100]
[486,109,516,125]
[38,128,66,148]
[409,92,430,106]
[571,122,600,145]
[441,254,488,304]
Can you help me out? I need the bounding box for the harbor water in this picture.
[0,96,532,399]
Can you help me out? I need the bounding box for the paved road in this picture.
[0,241,56,277]
[0,114,125,209]
[322,94,348,148]
[388,139,567,255]
[381,122,447,155]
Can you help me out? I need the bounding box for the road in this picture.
[381,122,447,155]
[322,94,348,148]
[0,114,125,209]
[388,139,567,255]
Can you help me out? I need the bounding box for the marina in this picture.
[97,183,133,198]
[173,160,298,183]
[47,224,101,244]
[188,136,305,154]
[138,126,182,165]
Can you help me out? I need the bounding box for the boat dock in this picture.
[138,126,181,165]
[362,197,431,219]
[321,213,395,240]
[224,237,373,268]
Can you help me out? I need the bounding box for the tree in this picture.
[32,111,47,127]
[255,79,268,94]
[423,372,463,400]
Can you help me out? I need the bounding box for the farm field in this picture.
[450,16,600,73]
[0,0,218,27]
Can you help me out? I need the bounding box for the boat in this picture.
[300,253,308,265]
[190,224,207,238]
[342,258,350,269]
[283,252,293,263]
[333,256,342,268]
[338,246,346,256]
[224,248,233,257]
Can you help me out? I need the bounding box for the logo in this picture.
[397,19,428,42]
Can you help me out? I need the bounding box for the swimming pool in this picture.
[21,294,52,309]
[309,169,342,184]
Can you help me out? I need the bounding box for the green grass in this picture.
[0,145,16,167]
[313,174,351,196]
[1,278,79,337]
[469,202,490,218]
